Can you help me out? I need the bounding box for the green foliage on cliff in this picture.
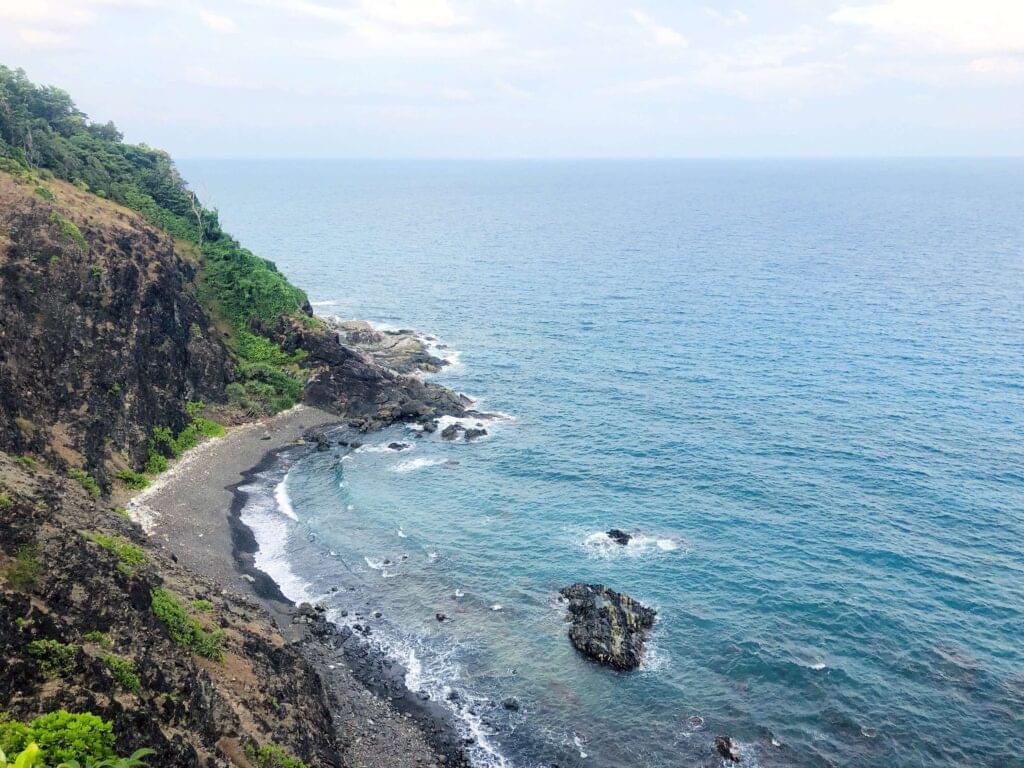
[6,545,41,589]
[244,744,309,768]
[68,470,101,499]
[0,65,307,414]
[0,711,115,766]
[102,655,141,694]
[27,640,76,677]
[149,588,224,661]
[82,532,146,575]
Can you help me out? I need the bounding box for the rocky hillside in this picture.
[0,67,468,767]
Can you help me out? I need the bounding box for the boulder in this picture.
[715,736,742,763]
[606,529,632,546]
[558,583,655,670]
[463,428,488,441]
[441,423,465,441]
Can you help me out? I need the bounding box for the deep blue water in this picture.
[180,159,1024,768]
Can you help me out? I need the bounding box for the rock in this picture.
[436,612,447,622]
[463,428,487,441]
[441,423,464,441]
[501,697,520,712]
[388,442,410,451]
[715,736,742,763]
[607,529,632,546]
[261,431,272,440]
[558,583,656,670]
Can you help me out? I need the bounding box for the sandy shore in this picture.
[131,405,469,768]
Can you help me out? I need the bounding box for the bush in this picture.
[82,533,145,574]
[244,744,308,768]
[82,631,111,647]
[114,469,148,490]
[14,456,37,469]
[150,588,224,661]
[103,656,140,694]
[7,544,41,589]
[0,495,12,511]
[48,212,87,252]
[142,448,167,476]
[27,640,76,677]
[0,712,115,766]
[191,599,213,612]
[68,470,100,499]
[35,185,55,201]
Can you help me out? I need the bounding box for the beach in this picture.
[129,404,471,768]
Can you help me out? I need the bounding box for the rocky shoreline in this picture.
[228,436,472,767]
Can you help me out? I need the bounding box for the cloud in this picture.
[703,8,749,27]
[967,55,1024,80]
[18,28,75,48]
[830,0,1024,56]
[199,8,237,32]
[630,9,687,47]
[439,86,472,101]
[358,0,463,28]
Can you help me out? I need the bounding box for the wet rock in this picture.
[441,424,465,441]
[607,529,632,546]
[501,697,520,712]
[715,736,742,763]
[388,442,410,451]
[463,428,488,441]
[436,613,447,622]
[558,583,656,671]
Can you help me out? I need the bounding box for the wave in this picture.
[581,530,685,559]
[391,457,449,473]
[274,473,298,521]
[356,442,414,454]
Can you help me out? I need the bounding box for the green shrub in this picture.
[14,456,37,469]
[82,631,111,648]
[192,417,225,438]
[191,599,213,612]
[69,470,100,499]
[82,533,145,574]
[7,545,41,589]
[150,588,224,661]
[48,212,87,252]
[114,469,148,490]
[28,640,76,677]
[103,656,140,694]
[0,712,115,766]
[244,744,308,768]
[34,185,55,201]
[88,265,104,280]
[0,496,12,511]
[142,448,167,476]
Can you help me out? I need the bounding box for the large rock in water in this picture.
[559,583,656,670]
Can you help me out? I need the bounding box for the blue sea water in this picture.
[180,159,1024,768]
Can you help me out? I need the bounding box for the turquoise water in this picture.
[181,159,1024,768]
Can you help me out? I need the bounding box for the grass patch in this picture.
[115,468,149,490]
[150,588,224,661]
[34,184,55,201]
[83,630,112,647]
[103,654,141,693]
[6,544,41,589]
[14,455,37,469]
[191,599,213,612]
[28,639,76,677]
[82,532,145,574]
[49,211,87,252]
[69,469,101,498]
[0,495,12,511]
[245,744,309,768]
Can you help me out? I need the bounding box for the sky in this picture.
[0,0,1022,158]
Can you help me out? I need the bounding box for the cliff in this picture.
[0,66,465,767]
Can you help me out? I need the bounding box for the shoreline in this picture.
[135,405,472,767]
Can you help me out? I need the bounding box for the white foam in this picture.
[243,505,316,604]
[397,527,408,538]
[391,457,448,473]
[356,442,413,454]
[581,531,685,559]
[274,473,298,521]
[573,734,588,759]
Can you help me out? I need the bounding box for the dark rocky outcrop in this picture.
[558,583,656,671]
[607,529,632,546]
[715,735,742,763]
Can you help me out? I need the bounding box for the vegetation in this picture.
[149,588,224,661]
[82,631,111,648]
[191,599,213,613]
[27,641,76,677]
[113,470,148,490]
[0,495,12,511]
[68,470,100,499]
[81,533,145,575]
[7,544,41,589]
[0,66,308,414]
[15,456,38,469]
[0,712,116,767]
[102,656,140,694]
[244,744,309,768]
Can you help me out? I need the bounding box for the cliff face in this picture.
[0,173,232,490]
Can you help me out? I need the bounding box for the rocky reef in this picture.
[558,583,656,671]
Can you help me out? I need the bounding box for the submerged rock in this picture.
[388,442,410,451]
[463,427,488,441]
[558,583,656,671]
[606,528,632,546]
[715,736,742,763]
[441,423,465,441]
[501,697,520,711]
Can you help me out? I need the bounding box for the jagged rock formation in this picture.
[559,583,656,671]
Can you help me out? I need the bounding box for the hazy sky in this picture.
[1,0,1022,157]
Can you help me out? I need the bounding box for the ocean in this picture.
[179,159,1024,768]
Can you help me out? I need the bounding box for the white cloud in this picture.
[831,0,1024,56]
[18,28,75,48]
[439,86,472,101]
[703,8,749,27]
[199,8,237,32]
[358,0,463,28]
[630,9,687,47]
[968,55,1024,79]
